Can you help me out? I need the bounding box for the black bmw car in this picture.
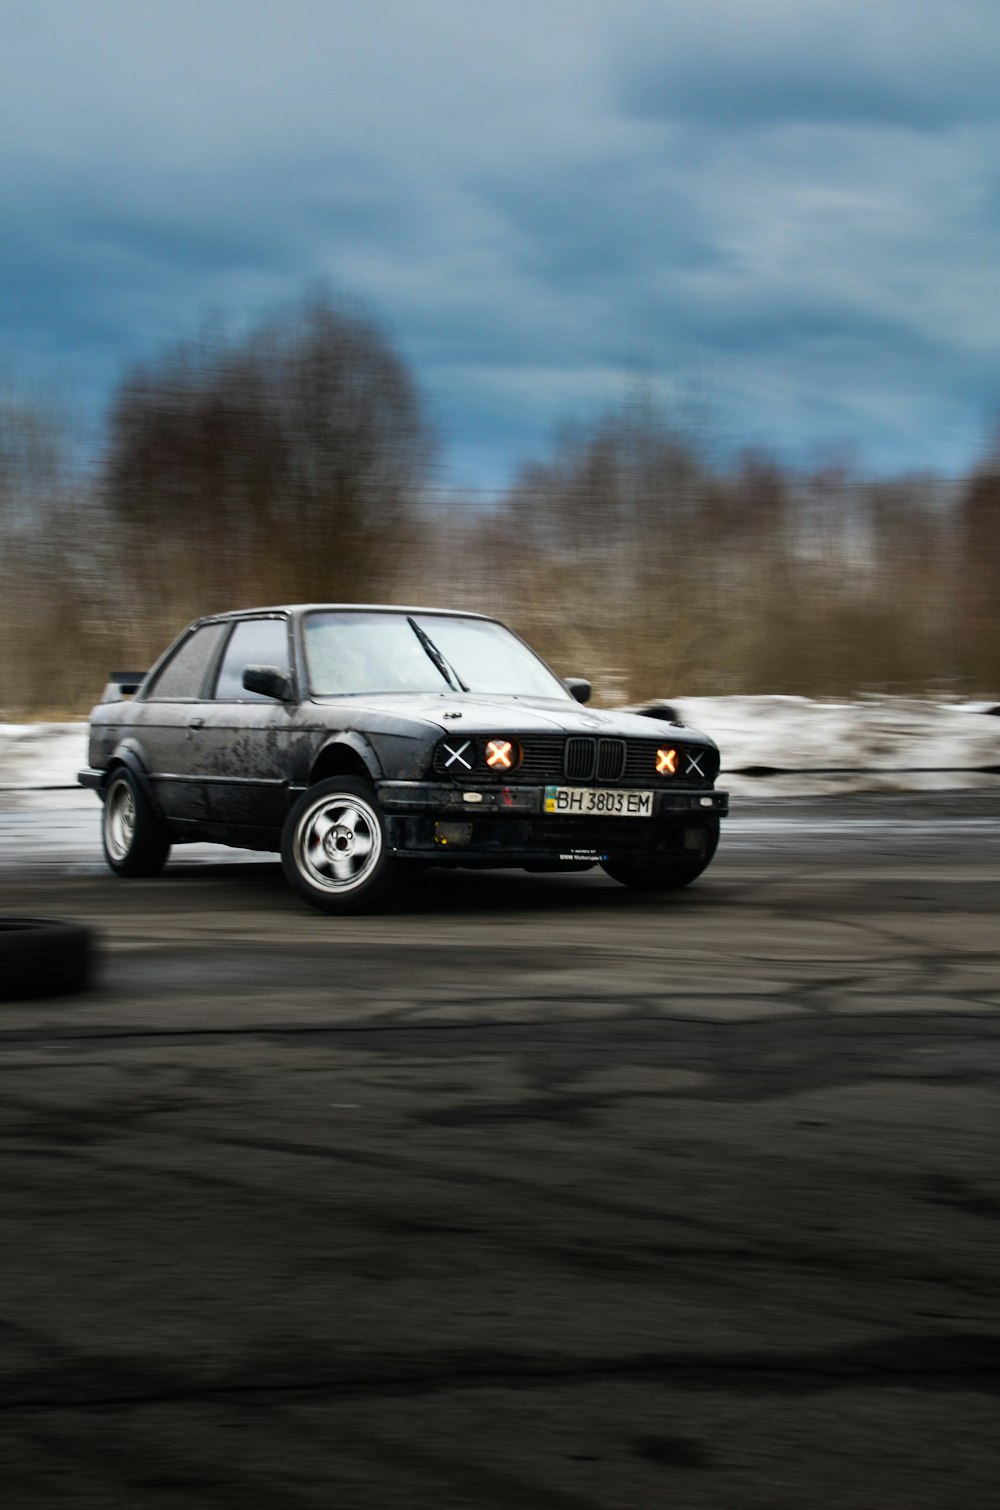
[80,605,728,912]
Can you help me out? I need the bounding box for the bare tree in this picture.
[958,438,1000,691]
[449,404,971,701]
[2,358,994,715]
[0,394,115,713]
[103,294,435,650]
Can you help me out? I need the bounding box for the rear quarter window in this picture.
[145,623,227,700]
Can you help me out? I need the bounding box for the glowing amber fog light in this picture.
[656,746,678,776]
[485,738,518,770]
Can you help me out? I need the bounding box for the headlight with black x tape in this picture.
[437,736,478,774]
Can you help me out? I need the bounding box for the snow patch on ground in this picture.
[0,699,997,808]
[671,696,1000,796]
[0,723,89,807]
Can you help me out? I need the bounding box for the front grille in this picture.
[564,737,596,780]
[622,744,648,778]
[621,741,719,785]
[518,736,565,776]
[595,738,626,781]
[434,735,719,786]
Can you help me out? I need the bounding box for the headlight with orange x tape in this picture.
[655,746,678,776]
[485,737,521,771]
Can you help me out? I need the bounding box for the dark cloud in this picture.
[618,0,1000,131]
[1,0,998,484]
[0,142,421,432]
[467,159,722,292]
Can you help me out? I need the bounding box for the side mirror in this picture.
[633,700,681,724]
[242,664,293,701]
[565,677,592,705]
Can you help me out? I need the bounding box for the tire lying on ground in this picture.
[0,918,96,1002]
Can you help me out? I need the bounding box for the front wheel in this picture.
[281,777,400,914]
[601,857,708,892]
[602,820,719,893]
[102,767,171,877]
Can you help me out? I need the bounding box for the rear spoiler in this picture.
[100,671,148,703]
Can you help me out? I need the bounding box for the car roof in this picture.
[194,604,496,624]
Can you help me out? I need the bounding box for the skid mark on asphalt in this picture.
[3,1332,1000,1416]
[3,1009,1000,1112]
[5,1122,991,1304]
[922,1173,1000,1223]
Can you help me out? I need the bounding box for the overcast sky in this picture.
[2,0,999,487]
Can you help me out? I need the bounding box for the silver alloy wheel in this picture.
[104,777,137,863]
[293,791,383,894]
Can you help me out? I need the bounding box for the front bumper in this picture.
[376,780,728,863]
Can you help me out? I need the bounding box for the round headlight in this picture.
[485,738,520,771]
[437,737,478,774]
[655,746,678,776]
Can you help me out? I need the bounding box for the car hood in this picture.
[310,693,717,747]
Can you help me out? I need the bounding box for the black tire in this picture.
[601,858,706,892]
[0,917,96,1002]
[602,820,719,893]
[281,776,401,914]
[101,766,171,878]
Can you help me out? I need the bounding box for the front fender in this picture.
[308,732,384,785]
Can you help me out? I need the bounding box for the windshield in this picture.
[303,611,572,700]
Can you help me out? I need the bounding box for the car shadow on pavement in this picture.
[156,858,722,918]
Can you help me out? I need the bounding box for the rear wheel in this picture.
[281,777,400,914]
[102,767,171,877]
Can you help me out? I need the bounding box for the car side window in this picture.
[145,623,227,701]
[213,618,291,702]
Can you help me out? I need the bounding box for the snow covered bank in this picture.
[670,696,1000,796]
[0,699,997,807]
[0,723,89,807]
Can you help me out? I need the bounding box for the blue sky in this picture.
[2,0,999,489]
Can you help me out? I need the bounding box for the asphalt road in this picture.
[1,795,999,1509]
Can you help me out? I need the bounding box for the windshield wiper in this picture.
[407,616,469,693]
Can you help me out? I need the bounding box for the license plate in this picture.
[543,786,654,817]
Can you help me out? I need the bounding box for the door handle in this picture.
[187,717,204,730]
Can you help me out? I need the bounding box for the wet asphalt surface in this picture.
[0,794,998,1508]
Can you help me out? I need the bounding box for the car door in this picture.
[131,621,229,827]
[199,614,298,833]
